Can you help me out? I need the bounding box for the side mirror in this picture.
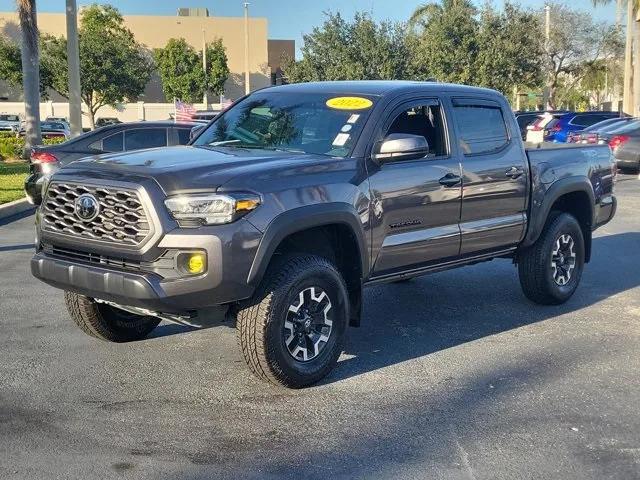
[372,133,430,163]
[189,125,205,142]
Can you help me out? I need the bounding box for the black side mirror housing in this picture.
[372,133,430,163]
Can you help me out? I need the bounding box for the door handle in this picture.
[505,166,524,179]
[439,173,461,187]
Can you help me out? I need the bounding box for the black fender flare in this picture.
[522,176,595,251]
[246,203,368,287]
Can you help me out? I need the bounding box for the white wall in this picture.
[0,101,222,128]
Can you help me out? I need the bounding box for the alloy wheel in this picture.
[551,234,576,286]
[283,286,333,362]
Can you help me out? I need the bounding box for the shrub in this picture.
[0,137,24,160]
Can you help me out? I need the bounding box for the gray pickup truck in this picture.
[31,81,617,388]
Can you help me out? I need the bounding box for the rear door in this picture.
[368,96,462,276]
[450,97,528,255]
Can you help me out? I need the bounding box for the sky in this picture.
[0,0,618,56]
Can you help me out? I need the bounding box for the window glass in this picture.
[124,128,167,150]
[453,104,509,155]
[176,128,192,145]
[385,103,448,157]
[516,114,537,130]
[193,92,376,157]
[101,132,123,152]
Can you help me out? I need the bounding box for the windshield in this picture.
[0,114,19,122]
[193,92,376,157]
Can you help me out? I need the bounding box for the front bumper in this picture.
[32,216,263,314]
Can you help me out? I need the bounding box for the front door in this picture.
[368,98,462,277]
[450,97,528,255]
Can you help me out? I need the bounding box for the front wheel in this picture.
[64,292,160,342]
[236,254,349,388]
[518,212,585,305]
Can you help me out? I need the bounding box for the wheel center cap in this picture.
[303,317,312,329]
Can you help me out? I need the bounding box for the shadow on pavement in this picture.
[326,232,640,384]
[0,209,35,227]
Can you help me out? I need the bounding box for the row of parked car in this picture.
[0,114,124,138]
[515,110,640,172]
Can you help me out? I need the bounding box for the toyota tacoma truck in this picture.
[31,81,617,388]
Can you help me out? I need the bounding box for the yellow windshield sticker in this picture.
[326,97,373,110]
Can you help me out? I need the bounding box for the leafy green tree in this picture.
[154,38,204,103]
[0,34,58,98]
[475,2,544,95]
[205,38,229,97]
[543,3,621,109]
[40,4,153,128]
[408,0,479,84]
[282,12,409,82]
[0,35,23,88]
[154,37,229,103]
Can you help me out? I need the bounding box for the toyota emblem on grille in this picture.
[74,194,100,222]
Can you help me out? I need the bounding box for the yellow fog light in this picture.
[177,252,207,275]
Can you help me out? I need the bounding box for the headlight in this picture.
[164,193,260,226]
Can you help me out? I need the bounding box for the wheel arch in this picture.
[522,176,595,262]
[247,204,367,326]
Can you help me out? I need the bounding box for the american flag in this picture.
[175,100,196,122]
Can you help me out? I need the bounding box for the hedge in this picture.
[0,136,66,160]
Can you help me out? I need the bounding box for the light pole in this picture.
[202,28,208,108]
[65,0,82,136]
[244,2,251,95]
[543,4,551,109]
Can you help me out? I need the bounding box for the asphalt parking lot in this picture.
[1,174,639,480]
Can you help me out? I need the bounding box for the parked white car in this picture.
[525,112,564,144]
[0,113,22,133]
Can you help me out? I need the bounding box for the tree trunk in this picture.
[87,107,96,130]
[17,0,42,157]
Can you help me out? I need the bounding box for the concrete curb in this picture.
[0,198,34,221]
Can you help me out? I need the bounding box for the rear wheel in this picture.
[64,292,160,342]
[236,254,348,388]
[518,212,585,305]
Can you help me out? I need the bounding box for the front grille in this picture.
[43,244,142,271]
[42,182,152,247]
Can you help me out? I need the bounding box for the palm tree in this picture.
[593,0,640,114]
[16,0,41,156]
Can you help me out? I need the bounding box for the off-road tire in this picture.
[64,292,160,342]
[236,254,349,388]
[518,212,585,305]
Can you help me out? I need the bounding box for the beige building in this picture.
[0,7,294,103]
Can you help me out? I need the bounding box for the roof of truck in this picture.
[263,80,499,97]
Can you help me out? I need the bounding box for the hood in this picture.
[58,145,333,194]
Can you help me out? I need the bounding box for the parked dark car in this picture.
[25,121,197,204]
[567,117,636,143]
[95,117,121,128]
[544,111,621,143]
[597,121,640,171]
[31,81,616,388]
